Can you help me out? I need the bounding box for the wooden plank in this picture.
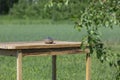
[17,50,22,80]
[0,49,16,56]
[21,48,84,56]
[22,50,84,56]
[52,55,57,80]
[0,41,81,49]
[86,53,91,80]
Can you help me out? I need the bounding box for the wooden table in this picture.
[0,41,90,80]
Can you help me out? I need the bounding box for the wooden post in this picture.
[52,55,57,80]
[86,53,91,80]
[17,50,22,80]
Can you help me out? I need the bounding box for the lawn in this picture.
[0,24,119,80]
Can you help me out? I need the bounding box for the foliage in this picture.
[10,0,46,19]
[74,0,120,79]
[10,0,89,20]
[0,0,18,14]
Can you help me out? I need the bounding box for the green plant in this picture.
[74,0,120,79]
[9,0,90,20]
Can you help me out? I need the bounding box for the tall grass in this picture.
[0,24,119,80]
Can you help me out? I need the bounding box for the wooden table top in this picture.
[0,41,81,49]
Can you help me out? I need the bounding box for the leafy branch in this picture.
[75,0,120,79]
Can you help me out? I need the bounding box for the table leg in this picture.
[86,53,91,80]
[17,50,22,80]
[52,55,57,80]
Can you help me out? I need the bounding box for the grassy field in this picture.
[0,24,120,80]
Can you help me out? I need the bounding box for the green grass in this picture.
[0,16,74,25]
[0,24,84,42]
[0,24,120,80]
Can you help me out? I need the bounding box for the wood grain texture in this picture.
[21,47,84,56]
[0,49,16,56]
[17,50,22,80]
[0,41,81,49]
[52,55,57,80]
[86,53,91,80]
